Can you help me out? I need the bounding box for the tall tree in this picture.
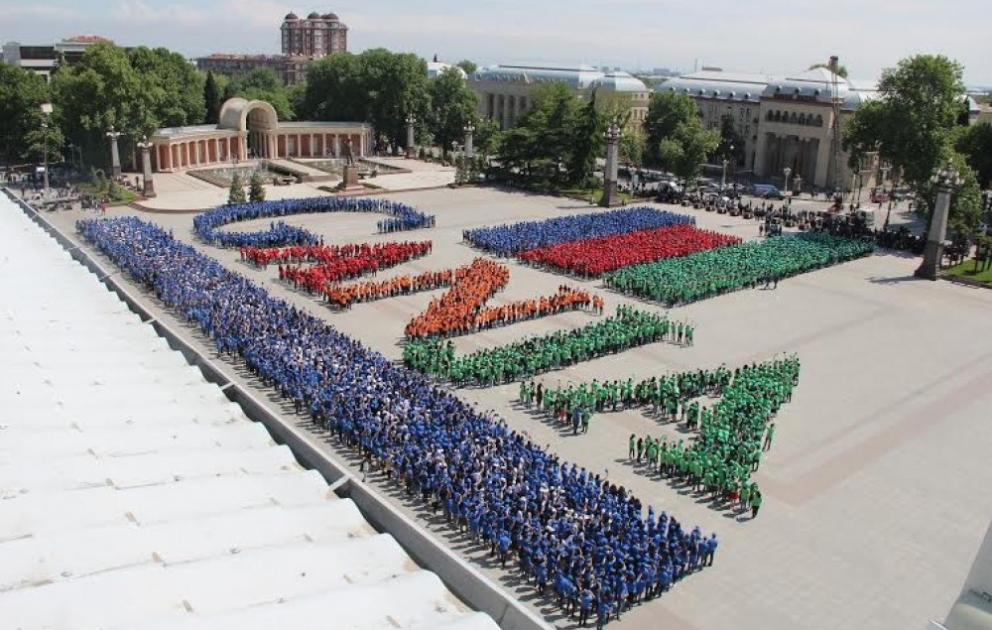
[643,91,699,167]
[660,118,720,189]
[714,114,745,165]
[0,64,51,164]
[456,59,477,75]
[204,71,222,124]
[955,122,992,189]
[51,41,152,169]
[428,66,478,158]
[497,83,579,185]
[128,46,205,127]
[566,91,603,186]
[299,52,367,122]
[598,92,642,167]
[225,67,294,120]
[302,49,431,153]
[842,54,967,225]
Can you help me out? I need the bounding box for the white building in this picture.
[658,65,880,190]
[467,63,650,131]
[0,194,500,630]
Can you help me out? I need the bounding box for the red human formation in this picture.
[518,225,741,276]
[277,241,432,293]
[242,241,432,268]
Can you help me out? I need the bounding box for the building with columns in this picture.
[657,65,879,190]
[146,98,372,173]
[467,63,650,131]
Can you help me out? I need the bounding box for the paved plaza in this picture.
[43,184,992,630]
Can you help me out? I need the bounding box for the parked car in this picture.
[752,184,785,200]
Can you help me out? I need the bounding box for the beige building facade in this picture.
[467,64,650,131]
[659,67,879,191]
[147,98,372,173]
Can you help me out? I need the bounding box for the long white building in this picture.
[0,194,500,630]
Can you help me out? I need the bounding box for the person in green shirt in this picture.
[628,434,636,460]
[750,485,762,518]
[763,422,776,451]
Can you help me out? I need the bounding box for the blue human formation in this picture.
[77,216,717,624]
[193,197,436,248]
[463,207,695,256]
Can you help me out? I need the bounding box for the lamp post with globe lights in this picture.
[106,126,122,179]
[600,124,621,207]
[463,123,475,160]
[915,162,963,280]
[405,116,416,159]
[39,103,53,200]
[136,136,156,198]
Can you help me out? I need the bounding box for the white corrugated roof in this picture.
[0,195,499,630]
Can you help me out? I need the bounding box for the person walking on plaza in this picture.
[628,434,636,460]
[751,488,763,519]
[763,422,776,451]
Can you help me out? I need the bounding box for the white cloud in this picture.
[0,4,78,18]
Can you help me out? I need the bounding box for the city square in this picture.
[34,183,992,630]
[3,5,992,630]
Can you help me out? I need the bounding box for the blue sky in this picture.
[2,0,990,86]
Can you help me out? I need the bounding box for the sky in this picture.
[1,0,990,87]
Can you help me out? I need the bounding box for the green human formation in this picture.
[604,233,875,306]
[403,306,694,387]
[520,355,801,511]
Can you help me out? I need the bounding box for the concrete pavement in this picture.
[45,185,992,630]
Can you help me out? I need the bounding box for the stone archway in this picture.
[242,101,278,159]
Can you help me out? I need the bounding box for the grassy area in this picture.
[944,259,992,285]
[76,181,141,206]
[560,187,633,203]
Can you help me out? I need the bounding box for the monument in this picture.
[599,124,621,207]
[915,162,962,280]
[338,137,363,194]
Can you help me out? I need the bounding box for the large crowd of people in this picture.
[278,241,432,293]
[521,357,800,514]
[604,233,875,306]
[400,258,600,339]
[403,306,694,387]
[519,224,741,277]
[193,197,436,248]
[77,216,714,625]
[324,268,463,310]
[463,207,695,256]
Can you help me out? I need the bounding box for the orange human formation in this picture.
[403,258,604,339]
[324,268,465,310]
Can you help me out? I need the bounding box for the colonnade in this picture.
[151,130,370,172]
[481,93,529,130]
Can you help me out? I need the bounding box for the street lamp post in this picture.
[728,143,735,193]
[783,167,791,196]
[600,124,621,207]
[106,126,122,179]
[463,123,475,160]
[136,136,156,198]
[40,103,53,200]
[405,116,417,159]
[915,162,963,280]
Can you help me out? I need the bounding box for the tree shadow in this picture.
[867,274,923,285]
